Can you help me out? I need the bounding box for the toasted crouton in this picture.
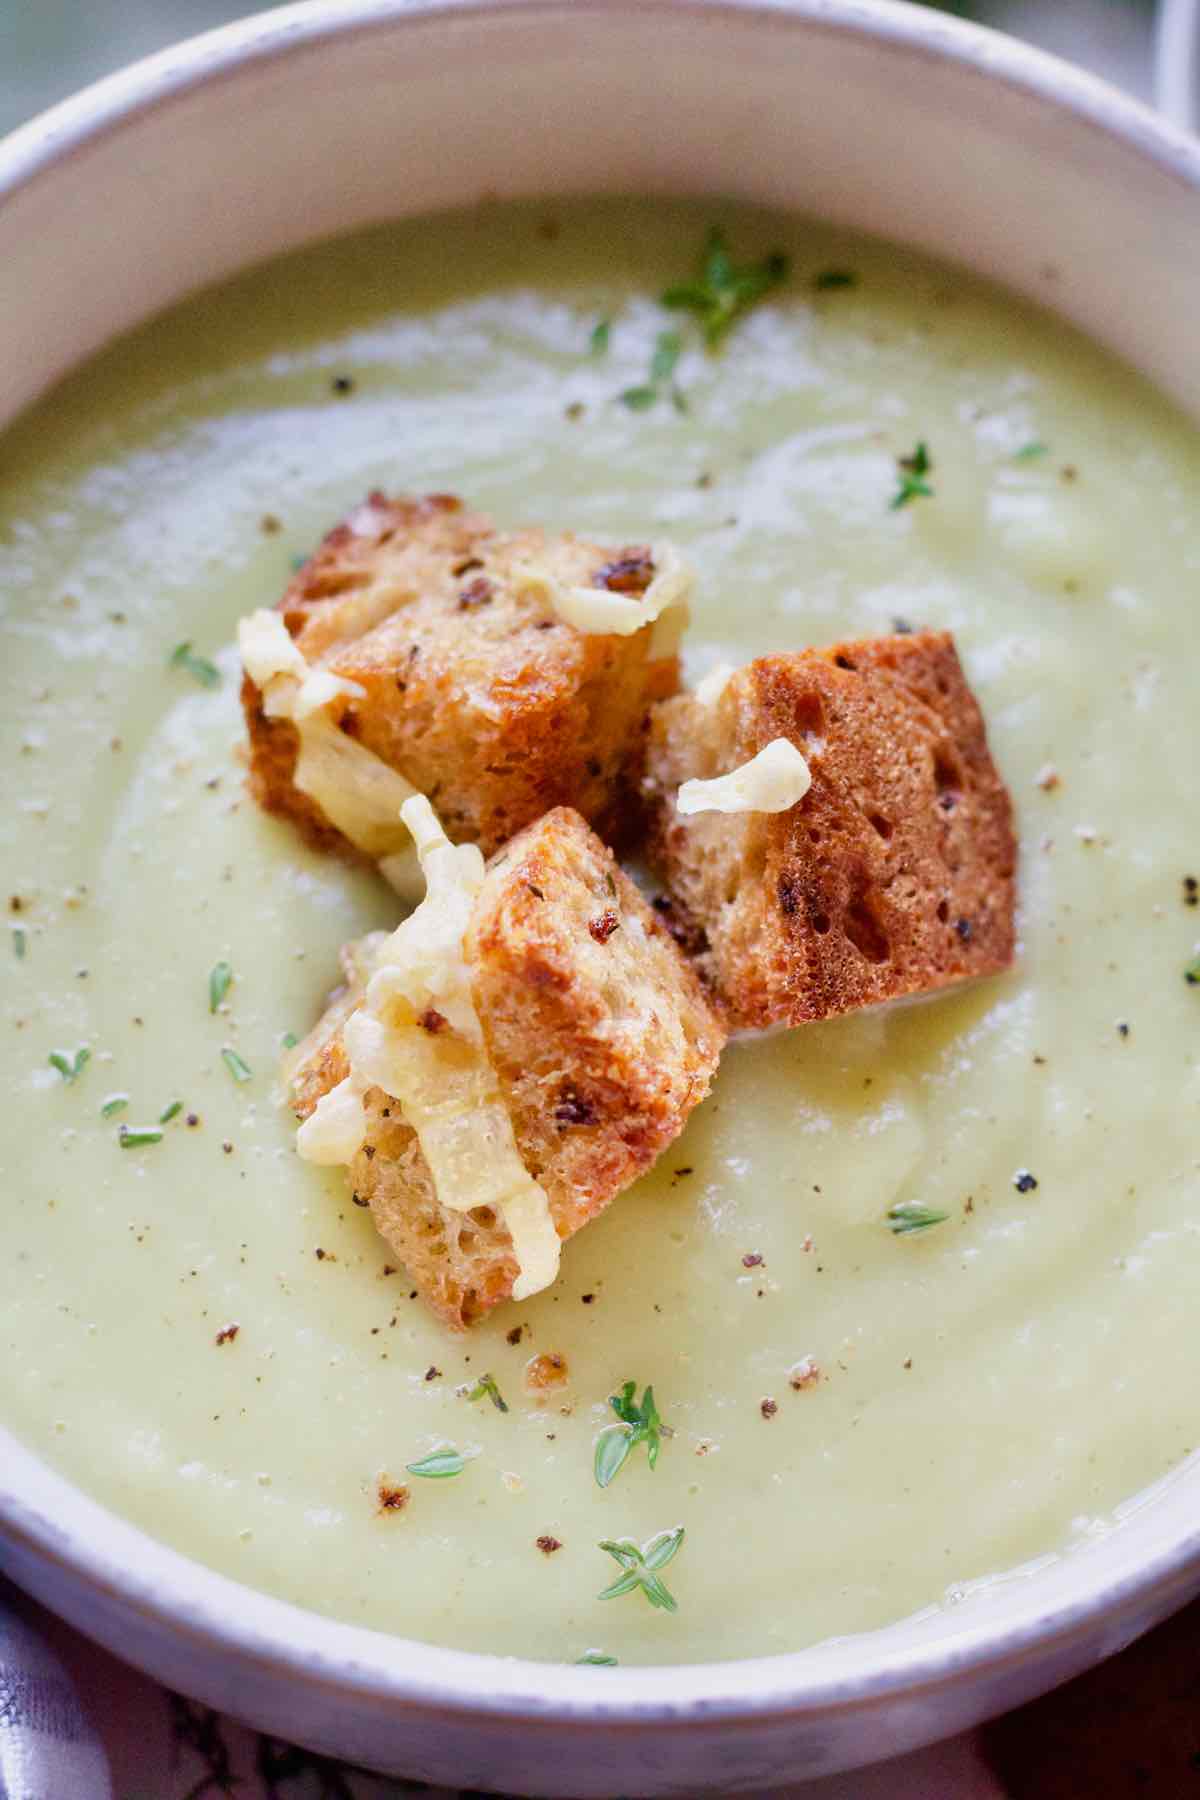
[290,807,725,1328]
[645,631,1017,1029]
[242,492,680,858]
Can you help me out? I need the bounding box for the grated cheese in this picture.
[677,737,812,816]
[694,662,735,706]
[237,608,417,863]
[297,796,560,1301]
[515,541,693,655]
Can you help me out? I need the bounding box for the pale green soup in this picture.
[2,199,1198,1666]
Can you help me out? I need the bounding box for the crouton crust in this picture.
[645,630,1017,1029]
[243,492,679,859]
[289,807,725,1328]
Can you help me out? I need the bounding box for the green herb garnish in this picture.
[100,1093,129,1119]
[620,384,658,412]
[48,1047,90,1084]
[594,1381,666,1488]
[466,1371,509,1413]
[589,318,611,356]
[406,1446,469,1479]
[289,553,309,573]
[159,1100,183,1125]
[662,228,789,349]
[281,1031,299,1050]
[813,269,857,291]
[886,1201,949,1236]
[650,330,683,383]
[118,1124,164,1149]
[1185,954,1200,986]
[576,1650,619,1666]
[208,960,233,1013]
[1014,440,1049,461]
[221,1047,252,1083]
[168,642,220,688]
[12,925,26,960]
[891,441,934,510]
[597,1526,684,1610]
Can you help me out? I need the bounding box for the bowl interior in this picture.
[3,0,1200,1778]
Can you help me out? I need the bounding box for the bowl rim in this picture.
[1156,0,1200,132]
[4,0,1200,1732]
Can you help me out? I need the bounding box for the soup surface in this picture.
[2,199,1198,1666]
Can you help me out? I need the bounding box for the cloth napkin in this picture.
[0,1599,111,1800]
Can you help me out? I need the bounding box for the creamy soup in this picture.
[2,199,1199,1667]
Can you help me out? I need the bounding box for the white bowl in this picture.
[3,3,1200,1791]
[1156,0,1200,132]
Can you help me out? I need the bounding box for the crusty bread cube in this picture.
[242,492,679,858]
[289,807,725,1328]
[645,630,1017,1029]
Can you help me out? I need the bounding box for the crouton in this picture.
[290,806,725,1328]
[645,630,1017,1029]
[242,492,682,859]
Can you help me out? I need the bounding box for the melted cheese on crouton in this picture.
[694,663,735,706]
[515,541,693,656]
[677,737,812,815]
[297,796,560,1301]
[238,609,421,891]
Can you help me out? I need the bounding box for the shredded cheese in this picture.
[237,608,417,862]
[694,662,735,706]
[297,796,560,1301]
[677,737,812,816]
[514,542,693,655]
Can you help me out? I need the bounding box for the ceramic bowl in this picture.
[1156,0,1200,132]
[3,3,1200,1791]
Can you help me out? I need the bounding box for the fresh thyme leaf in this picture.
[1014,440,1049,461]
[12,925,26,960]
[642,1524,685,1570]
[466,1371,509,1413]
[620,385,658,412]
[813,269,857,291]
[597,1380,666,1485]
[290,553,309,572]
[100,1093,129,1119]
[1185,954,1200,986]
[594,1424,635,1489]
[886,1200,949,1236]
[118,1124,164,1149]
[597,1567,644,1601]
[589,317,612,356]
[159,1099,183,1125]
[281,1031,299,1050]
[661,228,790,349]
[640,1572,678,1612]
[406,1446,468,1479]
[576,1650,618,1666]
[597,1526,684,1609]
[650,330,683,384]
[891,441,934,510]
[221,1047,252,1083]
[48,1047,90,1084]
[208,960,233,1012]
[168,641,220,688]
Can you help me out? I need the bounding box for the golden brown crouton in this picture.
[242,492,680,858]
[645,631,1017,1029]
[290,807,724,1328]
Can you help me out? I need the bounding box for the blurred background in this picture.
[0,0,1162,138]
